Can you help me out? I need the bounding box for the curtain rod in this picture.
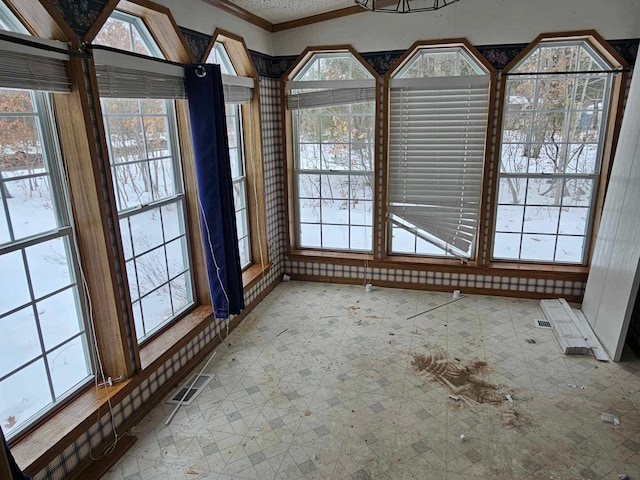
[86,43,200,69]
[0,31,88,58]
[504,68,628,76]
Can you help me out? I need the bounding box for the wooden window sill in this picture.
[11,305,214,475]
[288,249,374,265]
[242,262,272,291]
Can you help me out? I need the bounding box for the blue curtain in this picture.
[2,427,31,480]
[185,64,245,318]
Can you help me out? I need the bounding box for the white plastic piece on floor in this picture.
[448,394,460,401]
[365,283,373,292]
[283,274,291,282]
[568,384,587,390]
[452,289,461,299]
[618,474,630,480]
[460,434,467,442]
[601,412,621,425]
[505,394,514,404]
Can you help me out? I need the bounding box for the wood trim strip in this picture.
[0,428,11,480]
[202,0,273,31]
[272,5,364,32]
[291,274,584,303]
[4,0,75,41]
[175,100,211,306]
[84,0,119,42]
[53,58,135,379]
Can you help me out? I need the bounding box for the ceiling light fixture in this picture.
[355,0,459,13]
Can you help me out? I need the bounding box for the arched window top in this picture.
[94,10,163,59]
[394,46,487,78]
[294,52,373,82]
[207,42,236,76]
[0,1,29,34]
[513,40,612,74]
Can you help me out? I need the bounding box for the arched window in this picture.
[387,43,492,259]
[285,49,376,252]
[0,3,91,439]
[493,36,621,264]
[95,11,194,342]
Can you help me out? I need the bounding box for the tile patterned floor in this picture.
[102,281,640,480]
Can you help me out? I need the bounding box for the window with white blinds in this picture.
[388,48,490,259]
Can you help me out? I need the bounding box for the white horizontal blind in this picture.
[0,38,70,92]
[388,75,490,257]
[287,79,376,110]
[96,64,186,99]
[221,74,254,104]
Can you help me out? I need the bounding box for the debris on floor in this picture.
[500,409,533,427]
[505,394,514,404]
[618,474,630,480]
[459,434,467,442]
[448,394,460,401]
[186,469,199,475]
[525,338,537,344]
[568,384,586,389]
[601,412,621,425]
[412,349,501,406]
[304,410,312,416]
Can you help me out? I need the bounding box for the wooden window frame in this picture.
[281,45,381,258]
[204,29,271,290]
[486,30,628,268]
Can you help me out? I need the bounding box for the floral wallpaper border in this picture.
[251,39,639,78]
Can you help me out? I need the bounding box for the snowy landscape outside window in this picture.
[289,52,376,252]
[0,43,93,441]
[95,12,194,342]
[388,45,491,258]
[207,42,251,269]
[493,40,613,263]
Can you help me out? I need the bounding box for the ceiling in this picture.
[224,0,357,24]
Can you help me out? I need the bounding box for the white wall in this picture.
[582,60,640,361]
[272,0,640,56]
[156,0,273,55]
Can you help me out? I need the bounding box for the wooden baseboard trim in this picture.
[290,274,583,303]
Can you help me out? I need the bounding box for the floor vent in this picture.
[535,319,552,329]
[166,374,214,406]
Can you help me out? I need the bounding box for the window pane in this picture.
[498,178,526,204]
[500,144,529,174]
[161,202,184,241]
[322,224,349,249]
[494,232,522,260]
[563,179,593,206]
[126,259,139,300]
[521,234,556,261]
[5,177,57,240]
[0,306,40,378]
[38,288,82,350]
[107,116,145,162]
[48,336,90,398]
[148,159,176,201]
[0,360,52,436]
[525,178,562,206]
[166,237,188,279]
[299,199,320,223]
[112,164,153,210]
[0,250,30,312]
[140,288,173,335]
[558,207,589,235]
[556,236,585,263]
[495,206,524,233]
[350,226,371,251]
[136,247,168,297]
[299,223,321,248]
[321,199,349,225]
[523,206,560,234]
[170,273,191,314]
[26,237,74,299]
[144,116,169,159]
[129,207,164,255]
